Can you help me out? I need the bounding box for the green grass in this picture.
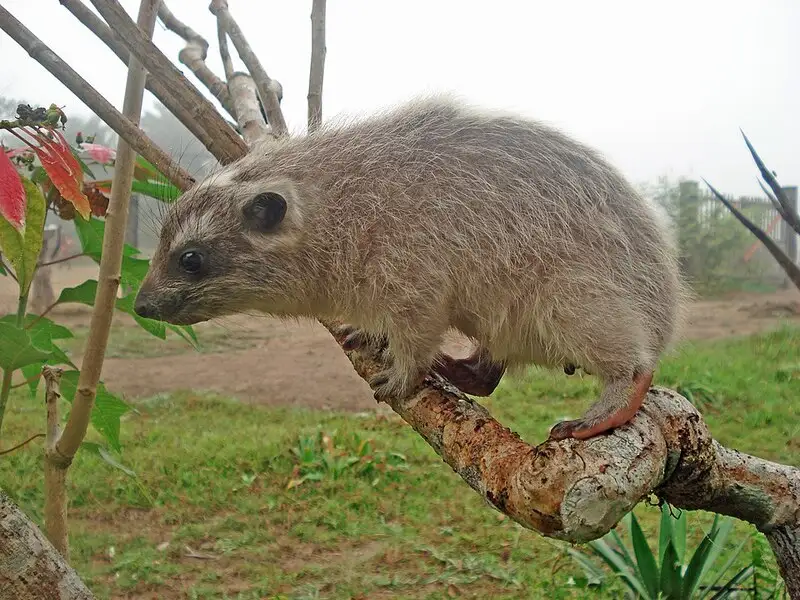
[1,325,799,599]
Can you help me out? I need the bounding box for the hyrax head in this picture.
[134,170,305,325]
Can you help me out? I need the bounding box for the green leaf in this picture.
[567,547,605,587]
[708,566,754,600]
[57,279,98,306]
[587,538,651,599]
[69,145,96,179]
[0,209,23,281]
[131,179,180,202]
[1,314,75,395]
[0,322,52,371]
[673,508,687,565]
[630,512,660,599]
[73,215,104,258]
[60,370,130,453]
[0,260,5,275]
[659,541,682,598]
[167,323,199,348]
[81,441,137,477]
[115,292,166,339]
[659,503,674,568]
[17,177,46,294]
[698,516,734,587]
[698,533,750,600]
[682,534,715,598]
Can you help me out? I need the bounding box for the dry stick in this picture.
[59,0,234,154]
[228,72,268,145]
[210,0,288,137]
[213,11,268,141]
[0,5,193,191]
[88,0,247,164]
[157,2,236,119]
[217,17,235,81]
[42,366,68,559]
[55,0,158,470]
[307,0,326,133]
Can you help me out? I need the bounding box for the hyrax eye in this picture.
[179,250,204,274]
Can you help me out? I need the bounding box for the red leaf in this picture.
[0,149,25,230]
[28,128,90,219]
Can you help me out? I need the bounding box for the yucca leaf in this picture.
[659,541,682,599]
[587,538,651,598]
[630,513,660,599]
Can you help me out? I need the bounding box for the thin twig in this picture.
[307,0,326,133]
[217,19,235,81]
[10,373,42,390]
[0,433,45,455]
[42,365,68,559]
[88,0,247,164]
[210,0,288,137]
[0,5,194,191]
[157,2,236,118]
[57,0,157,461]
[38,253,86,268]
[25,299,60,330]
[1,256,17,282]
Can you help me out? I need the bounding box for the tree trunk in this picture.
[0,489,94,600]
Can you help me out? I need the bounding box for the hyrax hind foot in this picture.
[433,349,506,396]
[549,371,653,441]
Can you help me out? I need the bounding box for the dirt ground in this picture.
[3,264,799,412]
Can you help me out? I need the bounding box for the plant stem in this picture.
[0,292,29,443]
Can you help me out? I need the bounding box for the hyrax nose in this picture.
[133,292,157,319]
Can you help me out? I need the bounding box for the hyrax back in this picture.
[136,95,687,440]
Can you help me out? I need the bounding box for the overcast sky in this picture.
[1,0,796,195]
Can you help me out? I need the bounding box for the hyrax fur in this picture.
[135,95,687,441]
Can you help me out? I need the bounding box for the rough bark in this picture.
[210,0,288,137]
[87,0,247,164]
[0,489,94,600]
[337,328,800,593]
[0,5,194,191]
[228,72,268,144]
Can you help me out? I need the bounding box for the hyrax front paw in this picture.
[369,367,424,402]
[333,324,387,353]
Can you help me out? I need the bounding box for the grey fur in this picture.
[137,95,689,434]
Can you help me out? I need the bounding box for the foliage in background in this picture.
[0,102,190,472]
[569,503,762,599]
[640,177,781,295]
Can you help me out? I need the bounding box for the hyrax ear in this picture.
[242,192,287,233]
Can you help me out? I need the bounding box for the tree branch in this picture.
[0,5,194,191]
[227,72,268,144]
[156,2,236,119]
[217,18,235,81]
[58,0,231,156]
[57,0,156,464]
[87,0,247,164]
[307,0,326,133]
[0,488,95,599]
[210,0,288,137]
[336,330,800,595]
